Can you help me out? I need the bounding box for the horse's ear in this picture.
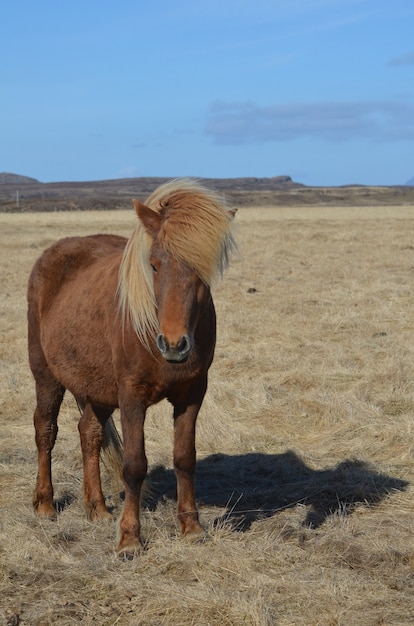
[133,199,162,236]
[228,208,238,220]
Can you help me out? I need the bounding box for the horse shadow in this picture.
[145,450,409,531]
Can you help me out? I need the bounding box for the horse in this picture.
[27,179,237,554]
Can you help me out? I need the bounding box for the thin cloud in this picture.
[389,51,414,66]
[205,100,414,144]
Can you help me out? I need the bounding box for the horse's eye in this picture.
[150,263,158,273]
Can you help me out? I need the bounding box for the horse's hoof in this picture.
[34,502,57,520]
[87,506,112,522]
[116,541,143,560]
[182,525,207,544]
[116,529,144,558]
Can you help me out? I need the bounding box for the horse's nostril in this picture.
[177,335,191,354]
[157,333,193,360]
[156,334,168,354]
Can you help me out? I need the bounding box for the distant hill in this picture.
[0,172,40,185]
[2,173,414,211]
[406,176,414,186]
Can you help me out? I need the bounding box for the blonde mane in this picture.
[118,179,237,345]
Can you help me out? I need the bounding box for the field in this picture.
[1,203,413,625]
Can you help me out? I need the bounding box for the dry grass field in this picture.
[1,203,413,625]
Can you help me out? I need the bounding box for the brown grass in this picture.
[1,205,413,625]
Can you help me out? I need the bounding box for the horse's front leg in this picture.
[116,395,147,555]
[173,380,207,540]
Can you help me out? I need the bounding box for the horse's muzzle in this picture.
[156,333,193,363]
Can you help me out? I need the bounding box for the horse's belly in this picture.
[41,289,119,408]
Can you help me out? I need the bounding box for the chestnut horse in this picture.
[28,179,236,554]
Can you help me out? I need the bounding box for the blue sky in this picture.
[1,1,414,186]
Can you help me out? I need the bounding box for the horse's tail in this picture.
[75,400,124,482]
[102,415,124,482]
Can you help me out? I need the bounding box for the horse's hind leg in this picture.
[78,403,112,520]
[33,376,65,519]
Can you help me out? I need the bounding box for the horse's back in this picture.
[28,234,126,357]
[30,234,126,280]
[28,234,126,314]
[28,234,126,402]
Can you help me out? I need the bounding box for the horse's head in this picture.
[135,199,212,363]
[118,181,237,362]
